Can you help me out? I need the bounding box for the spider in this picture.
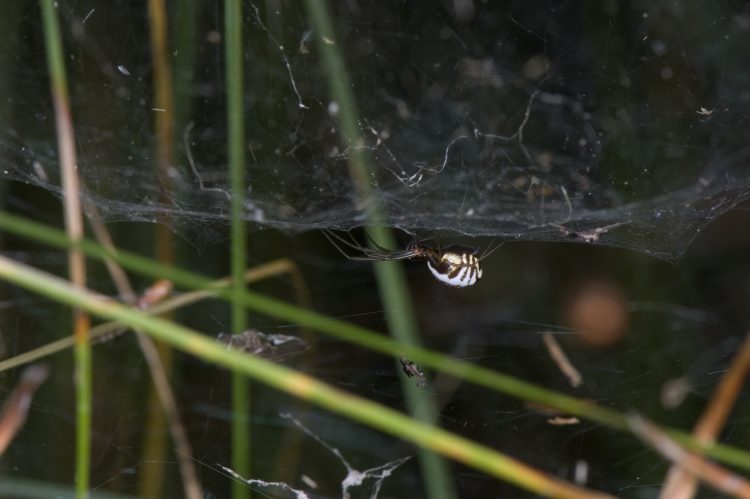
[322,229,501,288]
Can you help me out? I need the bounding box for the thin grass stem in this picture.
[0,261,300,373]
[1,211,749,470]
[659,329,750,498]
[83,191,202,497]
[302,3,456,497]
[143,0,179,494]
[39,2,91,496]
[225,1,251,496]
[0,254,616,499]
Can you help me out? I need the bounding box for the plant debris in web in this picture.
[399,356,427,388]
[219,412,410,499]
[216,330,309,362]
[2,3,749,260]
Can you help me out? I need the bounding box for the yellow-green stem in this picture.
[143,0,178,494]
[0,254,615,499]
[39,2,91,497]
[1,211,749,470]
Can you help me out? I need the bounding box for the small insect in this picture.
[323,229,501,288]
[400,356,427,387]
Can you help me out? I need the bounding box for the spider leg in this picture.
[360,228,398,254]
[338,227,402,255]
[322,229,364,260]
[323,229,390,260]
[323,229,369,253]
[322,229,420,261]
[370,247,423,260]
[343,230,368,250]
[479,238,504,261]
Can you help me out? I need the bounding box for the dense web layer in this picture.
[1,2,749,260]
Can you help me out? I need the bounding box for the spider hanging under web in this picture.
[322,229,502,288]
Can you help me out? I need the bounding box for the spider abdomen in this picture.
[425,247,482,287]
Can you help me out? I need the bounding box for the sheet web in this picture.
[1,2,749,260]
[1,3,750,497]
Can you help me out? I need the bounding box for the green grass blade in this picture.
[302,2,456,496]
[39,2,92,497]
[225,0,251,496]
[1,210,749,470]
[0,254,617,499]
